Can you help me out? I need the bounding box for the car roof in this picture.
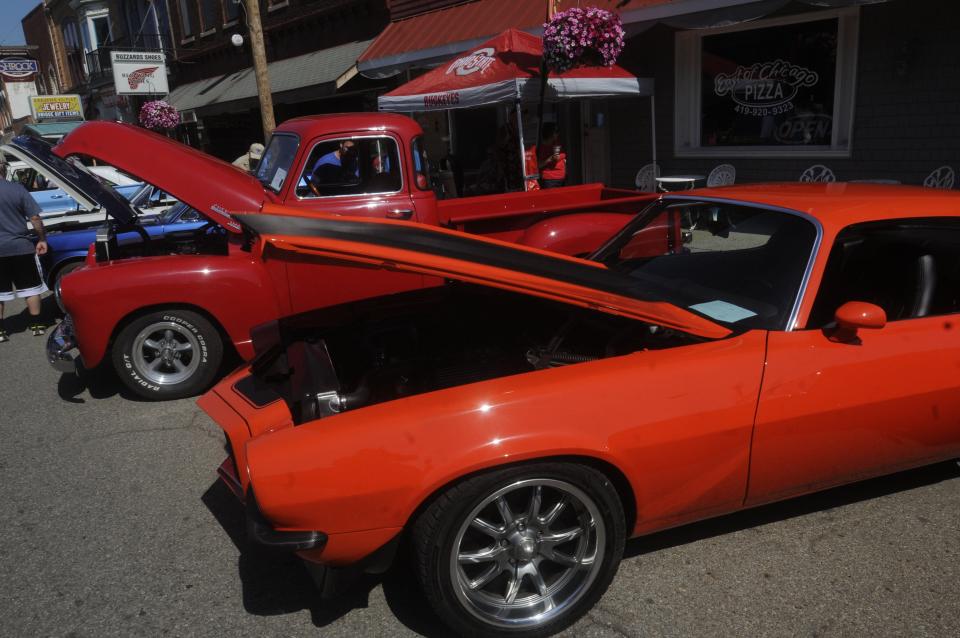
[680,183,960,234]
[274,112,424,140]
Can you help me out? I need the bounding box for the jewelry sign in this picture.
[29,95,84,121]
[110,51,169,95]
[714,59,819,117]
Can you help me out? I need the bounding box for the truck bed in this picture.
[439,184,656,225]
[438,184,657,252]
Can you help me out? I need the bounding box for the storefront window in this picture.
[702,19,836,147]
[224,0,241,23]
[178,0,195,38]
[200,0,219,32]
[675,8,859,157]
[90,16,111,49]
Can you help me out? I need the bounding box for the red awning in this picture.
[378,29,652,112]
[358,0,676,78]
[357,0,775,78]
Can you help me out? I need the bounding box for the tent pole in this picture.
[650,94,657,170]
[515,97,529,191]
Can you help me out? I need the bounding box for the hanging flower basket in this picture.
[139,100,180,131]
[543,7,626,74]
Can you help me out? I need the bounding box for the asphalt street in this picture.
[1,295,958,638]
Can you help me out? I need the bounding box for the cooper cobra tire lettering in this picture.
[163,315,209,362]
[121,354,160,391]
[113,310,224,401]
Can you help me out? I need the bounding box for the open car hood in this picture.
[54,121,268,233]
[239,212,732,340]
[3,137,138,225]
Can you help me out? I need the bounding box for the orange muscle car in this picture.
[199,184,960,638]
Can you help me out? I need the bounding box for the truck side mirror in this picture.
[829,301,886,343]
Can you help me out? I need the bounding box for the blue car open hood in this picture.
[5,135,139,226]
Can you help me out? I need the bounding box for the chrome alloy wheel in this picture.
[131,321,200,386]
[450,478,606,629]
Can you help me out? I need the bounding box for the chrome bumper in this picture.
[46,316,78,374]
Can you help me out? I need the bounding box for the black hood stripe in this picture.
[240,213,652,302]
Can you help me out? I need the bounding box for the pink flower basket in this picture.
[139,100,180,131]
[543,7,626,74]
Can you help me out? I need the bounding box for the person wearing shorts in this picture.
[0,162,48,342]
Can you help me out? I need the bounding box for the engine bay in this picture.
[92,220,229,262]
[243,283,702,424]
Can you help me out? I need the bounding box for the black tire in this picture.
[51,259,84,289]
[111,308,223,400]
[412,462,626,638]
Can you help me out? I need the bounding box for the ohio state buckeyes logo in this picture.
[446,48,495,76]
[126,66,159,89]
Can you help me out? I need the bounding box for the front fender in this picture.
[517,213,632,255]
[44,250,87,284]
[245,331,766,562]
[60,252,280,367]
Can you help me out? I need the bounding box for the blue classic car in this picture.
[5,148,177,229]
[4,136,210,290]
[32,182,145,219]
[45,201,208,288]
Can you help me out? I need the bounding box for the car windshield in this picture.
[594,200,818,330]
[255,133,299,194]
[158,201,191,225]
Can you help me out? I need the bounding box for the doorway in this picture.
[580,99,610,185]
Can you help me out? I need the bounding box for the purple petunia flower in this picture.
[542,6,624,72]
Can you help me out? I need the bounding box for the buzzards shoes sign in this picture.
[0,57,39,81]
[110,51,169,95]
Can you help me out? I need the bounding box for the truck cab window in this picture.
[297,136,402,198]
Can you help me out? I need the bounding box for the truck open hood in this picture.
[54,121,268,233]
[239,212,732,340]
[3,137,138,225]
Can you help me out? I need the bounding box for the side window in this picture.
[808,219,960,327]
[411,136,431,191]
[296,136,402,198]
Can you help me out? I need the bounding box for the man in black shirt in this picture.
[0,160,48,342]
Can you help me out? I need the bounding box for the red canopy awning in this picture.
[378,29,653,113]
[358,0,781,79]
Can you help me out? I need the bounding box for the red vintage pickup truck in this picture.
[48,113,656,399]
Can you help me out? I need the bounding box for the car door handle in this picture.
[386,209,413,220]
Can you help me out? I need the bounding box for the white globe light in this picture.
[231,34,244,47]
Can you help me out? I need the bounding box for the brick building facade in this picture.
[165,0,390,159]
[20,3,67,97]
